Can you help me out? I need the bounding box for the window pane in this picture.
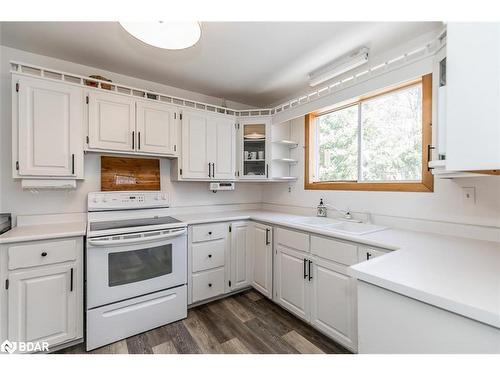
[361,84,422,181]
[317,105,358,181]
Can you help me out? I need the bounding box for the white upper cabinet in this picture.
[14,76,83,178]
[181,110,211,179]
[136,100,178,156]
[212,116,236,180]
[180,110,236,180]
[238,117,272,180]
[88,91,136,152]
[87,91,180,156]
[446,23,500,171]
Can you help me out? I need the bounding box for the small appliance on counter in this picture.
[0,213,12,235]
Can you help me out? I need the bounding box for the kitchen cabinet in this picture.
[1,237,83,352]
[229,222,251,291]
[87,90,179,156]
[310,257,357,350]
[12,75,84,178]
[136,100,178,156]
[180,110,236,180]
[88,91,136,152]
[251,222,273,298]
[445,23,500,171]
[238,117,272,180]
[275,244,310,320]
[274,228,358,351]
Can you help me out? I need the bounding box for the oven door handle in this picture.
[88,228,187,247]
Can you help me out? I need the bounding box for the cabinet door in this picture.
[446,23,500,170]
[275,245,309,320]
[212,116,236,180]
[88,91,136,151]
[136,101,178,155]
[230,222,251,290]
[16,76,83,177]
[251,223,273,298]
[181,110,210,179]
[310,258,357,351]
[8,263,77,349]
[238,117,271,180]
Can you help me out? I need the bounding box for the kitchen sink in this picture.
[288,216,343,226]
[288,216,386,235]
[322,221,386,235]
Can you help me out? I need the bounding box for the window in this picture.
[305,74,433,192]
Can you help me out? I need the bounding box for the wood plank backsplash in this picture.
[101,156,160,191]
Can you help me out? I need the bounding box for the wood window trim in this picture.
[304,74,434,192]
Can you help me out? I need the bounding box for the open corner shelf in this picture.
[271,176,298,181]
[272,158,298,164]
[272,139,299,148]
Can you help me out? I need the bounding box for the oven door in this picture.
[86,227,187,309]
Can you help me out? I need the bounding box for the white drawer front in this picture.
[192,238,225,272]
[192,223,227,243]
[8,238,78,270]
[276,227,309,253]
[311,235,358,266]
[86,285,187,351]
[192,267,225,303]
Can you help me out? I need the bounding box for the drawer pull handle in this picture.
[208,283,212,287]
[208,254,212,258]
[41,252,47,257]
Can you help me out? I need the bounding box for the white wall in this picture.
[263,117,500,228]
[0,46,263,220]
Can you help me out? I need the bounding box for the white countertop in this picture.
[0,221,87,244]
[174,210,500,328]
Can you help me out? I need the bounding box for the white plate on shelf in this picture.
[244,133,265,139]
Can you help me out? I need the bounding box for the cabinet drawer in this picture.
[311,236,358,266]
[192,223,227,243]
[192,239,225,272]
[192,268,225,302]
[8,238,78,270]
[276,227,309,253]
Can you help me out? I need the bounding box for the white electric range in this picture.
[85,191,187,351]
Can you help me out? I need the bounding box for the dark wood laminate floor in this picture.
[58,289,351,354]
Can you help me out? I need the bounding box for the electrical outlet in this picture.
[462,186,476,207]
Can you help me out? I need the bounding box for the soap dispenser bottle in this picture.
[317,198,327,217]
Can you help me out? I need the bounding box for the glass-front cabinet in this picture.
[238,117,272,179]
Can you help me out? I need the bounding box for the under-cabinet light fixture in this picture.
[309,47,369,87]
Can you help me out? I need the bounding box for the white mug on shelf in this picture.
[258,151,265,160]
[244,151,250,160]
[250,151,257,159]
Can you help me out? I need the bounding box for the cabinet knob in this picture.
[41,252,47,257]
[208,254,212,258]
[208,231,212,235]
[208,283,212,287]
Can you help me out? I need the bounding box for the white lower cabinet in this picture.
[275,228,358,352]
[188,221,251,304]
[1,237,83,352]
[275,245,309,320]
[230,222,251,290]
[310,257,357,350]
[251,222,273,298]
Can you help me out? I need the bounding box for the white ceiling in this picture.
[0,22,442,107]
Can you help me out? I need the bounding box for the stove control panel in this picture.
[88,191,169,211]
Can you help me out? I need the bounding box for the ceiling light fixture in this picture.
[120,21,201,50]
[308,47,369,87]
